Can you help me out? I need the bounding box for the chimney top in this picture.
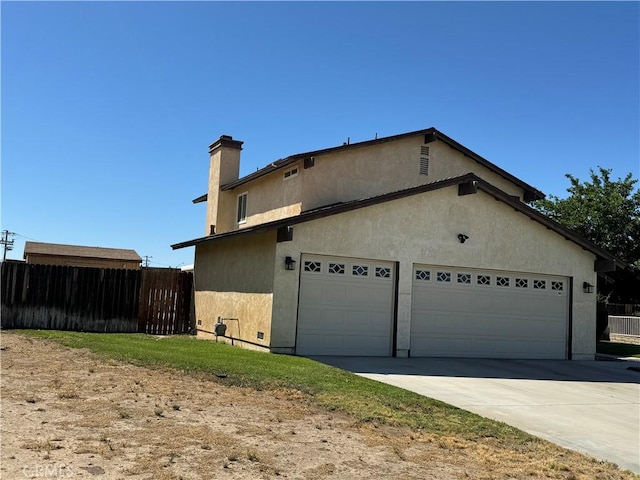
[209,135,243,153]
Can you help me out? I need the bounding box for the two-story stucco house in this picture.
[172,127,622,360]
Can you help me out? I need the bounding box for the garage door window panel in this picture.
[477,274,491,286]
[533,279,546,290]
[437,271,451,283]
[352,264,369,277]
[415,270,431,281]
[328,262,345,275]
[375,266,391,279]
[304,261,322,273]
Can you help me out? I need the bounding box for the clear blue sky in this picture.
[2,1,638,267]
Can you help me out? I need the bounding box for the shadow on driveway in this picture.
[312,356,640,383]
[311,356,640,474]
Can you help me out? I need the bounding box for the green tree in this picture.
[534,167,640,271]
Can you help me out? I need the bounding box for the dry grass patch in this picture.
[1,331,637,480]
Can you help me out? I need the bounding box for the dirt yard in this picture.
[1,332,636,480]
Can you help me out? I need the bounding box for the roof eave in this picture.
[173,173,623,271]
[25,252,142,262]
[219,128,440,192]
[172,174,469,250]
[425,130,545,202]
[475,180,624,268]
[196,128,546,203]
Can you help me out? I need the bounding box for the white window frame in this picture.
[236,192,248,224]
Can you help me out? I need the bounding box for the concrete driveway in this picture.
[313,356,640,474]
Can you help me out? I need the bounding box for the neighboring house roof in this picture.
[191,128,545,204]
[23,241,142,262]
[173,173,624,271]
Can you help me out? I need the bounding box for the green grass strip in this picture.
[597,341,640,358]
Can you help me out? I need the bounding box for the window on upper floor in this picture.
[237,192,248,224]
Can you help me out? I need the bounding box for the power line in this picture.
[1,230,15,262]
[142,255,153,267]
[13,232,41,242]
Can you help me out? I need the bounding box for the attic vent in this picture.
[284,167,298,179]
[419,146,430,175]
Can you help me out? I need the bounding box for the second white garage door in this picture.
[296,254,395,356]
[411,265,569,359]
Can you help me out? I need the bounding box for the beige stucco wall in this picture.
[272,185,597,359]
[216,136,527,234]
[234,168,303,231]
[299,137,525,210]
[194,231,276,349]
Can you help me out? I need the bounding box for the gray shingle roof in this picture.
[24,241,141,262]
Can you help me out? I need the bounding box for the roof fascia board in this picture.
[218,128,545,202]
[427,130,545,201]
[28,253,140,263]
[474,180,624,268]
[172,174,469,249]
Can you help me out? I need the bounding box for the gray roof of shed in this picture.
[24,241,142,262]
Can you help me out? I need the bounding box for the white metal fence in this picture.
[608,316,640,337]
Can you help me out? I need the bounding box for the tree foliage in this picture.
[534,167,640,271]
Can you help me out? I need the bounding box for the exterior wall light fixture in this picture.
[285,256,296,271]
[457,233,469,244]
[583,282,594,293]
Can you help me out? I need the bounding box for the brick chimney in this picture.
[205,135,243,235]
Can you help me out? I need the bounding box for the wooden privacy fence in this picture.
[607,303,640,316]
[1,261,193,334]
[138,267,194,335]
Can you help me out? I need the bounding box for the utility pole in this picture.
[1,230,15,262]
[143,255,152,268]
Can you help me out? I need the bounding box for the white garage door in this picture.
[296,254,395,356]
[411,265,569,359]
